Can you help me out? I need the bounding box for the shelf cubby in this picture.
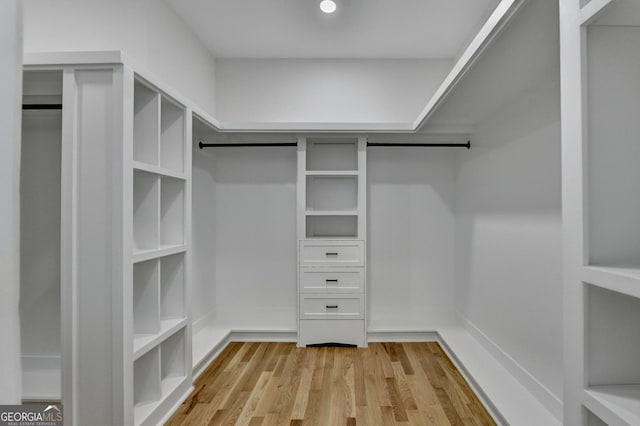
[587,285,640,387]
[160,176,185,247]
[161,253,185,320]
[306,138,358,171]
[306,176,357,211]
[134,347,161,424]
[160,96,185,173]
[133,260,160,336]
[306,215,358,239]
[133,81,160,166]
[586,24,640,268]
[134,171,160,252]
[161,329,186,385]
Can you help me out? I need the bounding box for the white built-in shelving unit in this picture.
[297,136,367,347]
[562,0,640,424]
[131,77,191,426]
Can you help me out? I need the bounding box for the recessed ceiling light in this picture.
[320,0,337,14]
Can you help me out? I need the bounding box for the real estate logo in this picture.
[0,404,63,426]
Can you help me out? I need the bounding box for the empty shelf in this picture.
[134,318,187,360]
[583,266,640,300]
[584,385,640,426]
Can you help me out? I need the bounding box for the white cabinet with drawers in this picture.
[296,136,367,347]
[297,240,366,346]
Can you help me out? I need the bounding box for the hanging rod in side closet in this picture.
[367,141,471,149]
[22,104,63,110]
[199,141,297,149]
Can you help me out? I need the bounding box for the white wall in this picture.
[368,149,456,330]
[23,0,217,115]
[215,59,452,124]
[212,146,298,329]
[0,0,23,404]
[20,113,61,357]
[192,140,458,333]
[454,78,563,413]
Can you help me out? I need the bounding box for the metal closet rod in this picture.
[22,104,63,110]
[199,140,471,149]
[199,141,296,149]
[368,141,471,149]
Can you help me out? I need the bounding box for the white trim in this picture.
[461,317,563,420]
[24,51,126,66]
[580,0,615,26]
[367,330,439,342]
[439,326,560,426]
[218,121,415,133]
[192,328,231,380]
[436,337,507,425]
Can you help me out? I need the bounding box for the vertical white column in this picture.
[357,137,367,239]
[560,0,586,424]
[296,137,307,240]
[0,0,23,404]
[62,67,128,425]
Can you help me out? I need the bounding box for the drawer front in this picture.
[299,269,364,293]
[298,319,366,347]
[299,295,364,319]
[299,240,364,267]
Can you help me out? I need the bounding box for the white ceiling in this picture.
[167,0,500,59]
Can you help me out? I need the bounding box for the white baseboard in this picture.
[192,328,231,380]
[367,329,439,342]
[436,334,507,425]
[21,354,62,401]
[229,330,297,342]
[461,317,563,420]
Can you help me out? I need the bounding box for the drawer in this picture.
[299,268,364,293]
[299,240,364,267]
[299,294,364,319]
[298,319,366,347]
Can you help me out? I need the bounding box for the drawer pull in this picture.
[326,279,339,283]
[325,252,338,256]
[326,305,339,309]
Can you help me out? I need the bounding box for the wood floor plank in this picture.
[167,342,496,426]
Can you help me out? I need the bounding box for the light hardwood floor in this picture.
[167,342,496,425]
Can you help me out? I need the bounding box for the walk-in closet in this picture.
[2,0,639,424]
